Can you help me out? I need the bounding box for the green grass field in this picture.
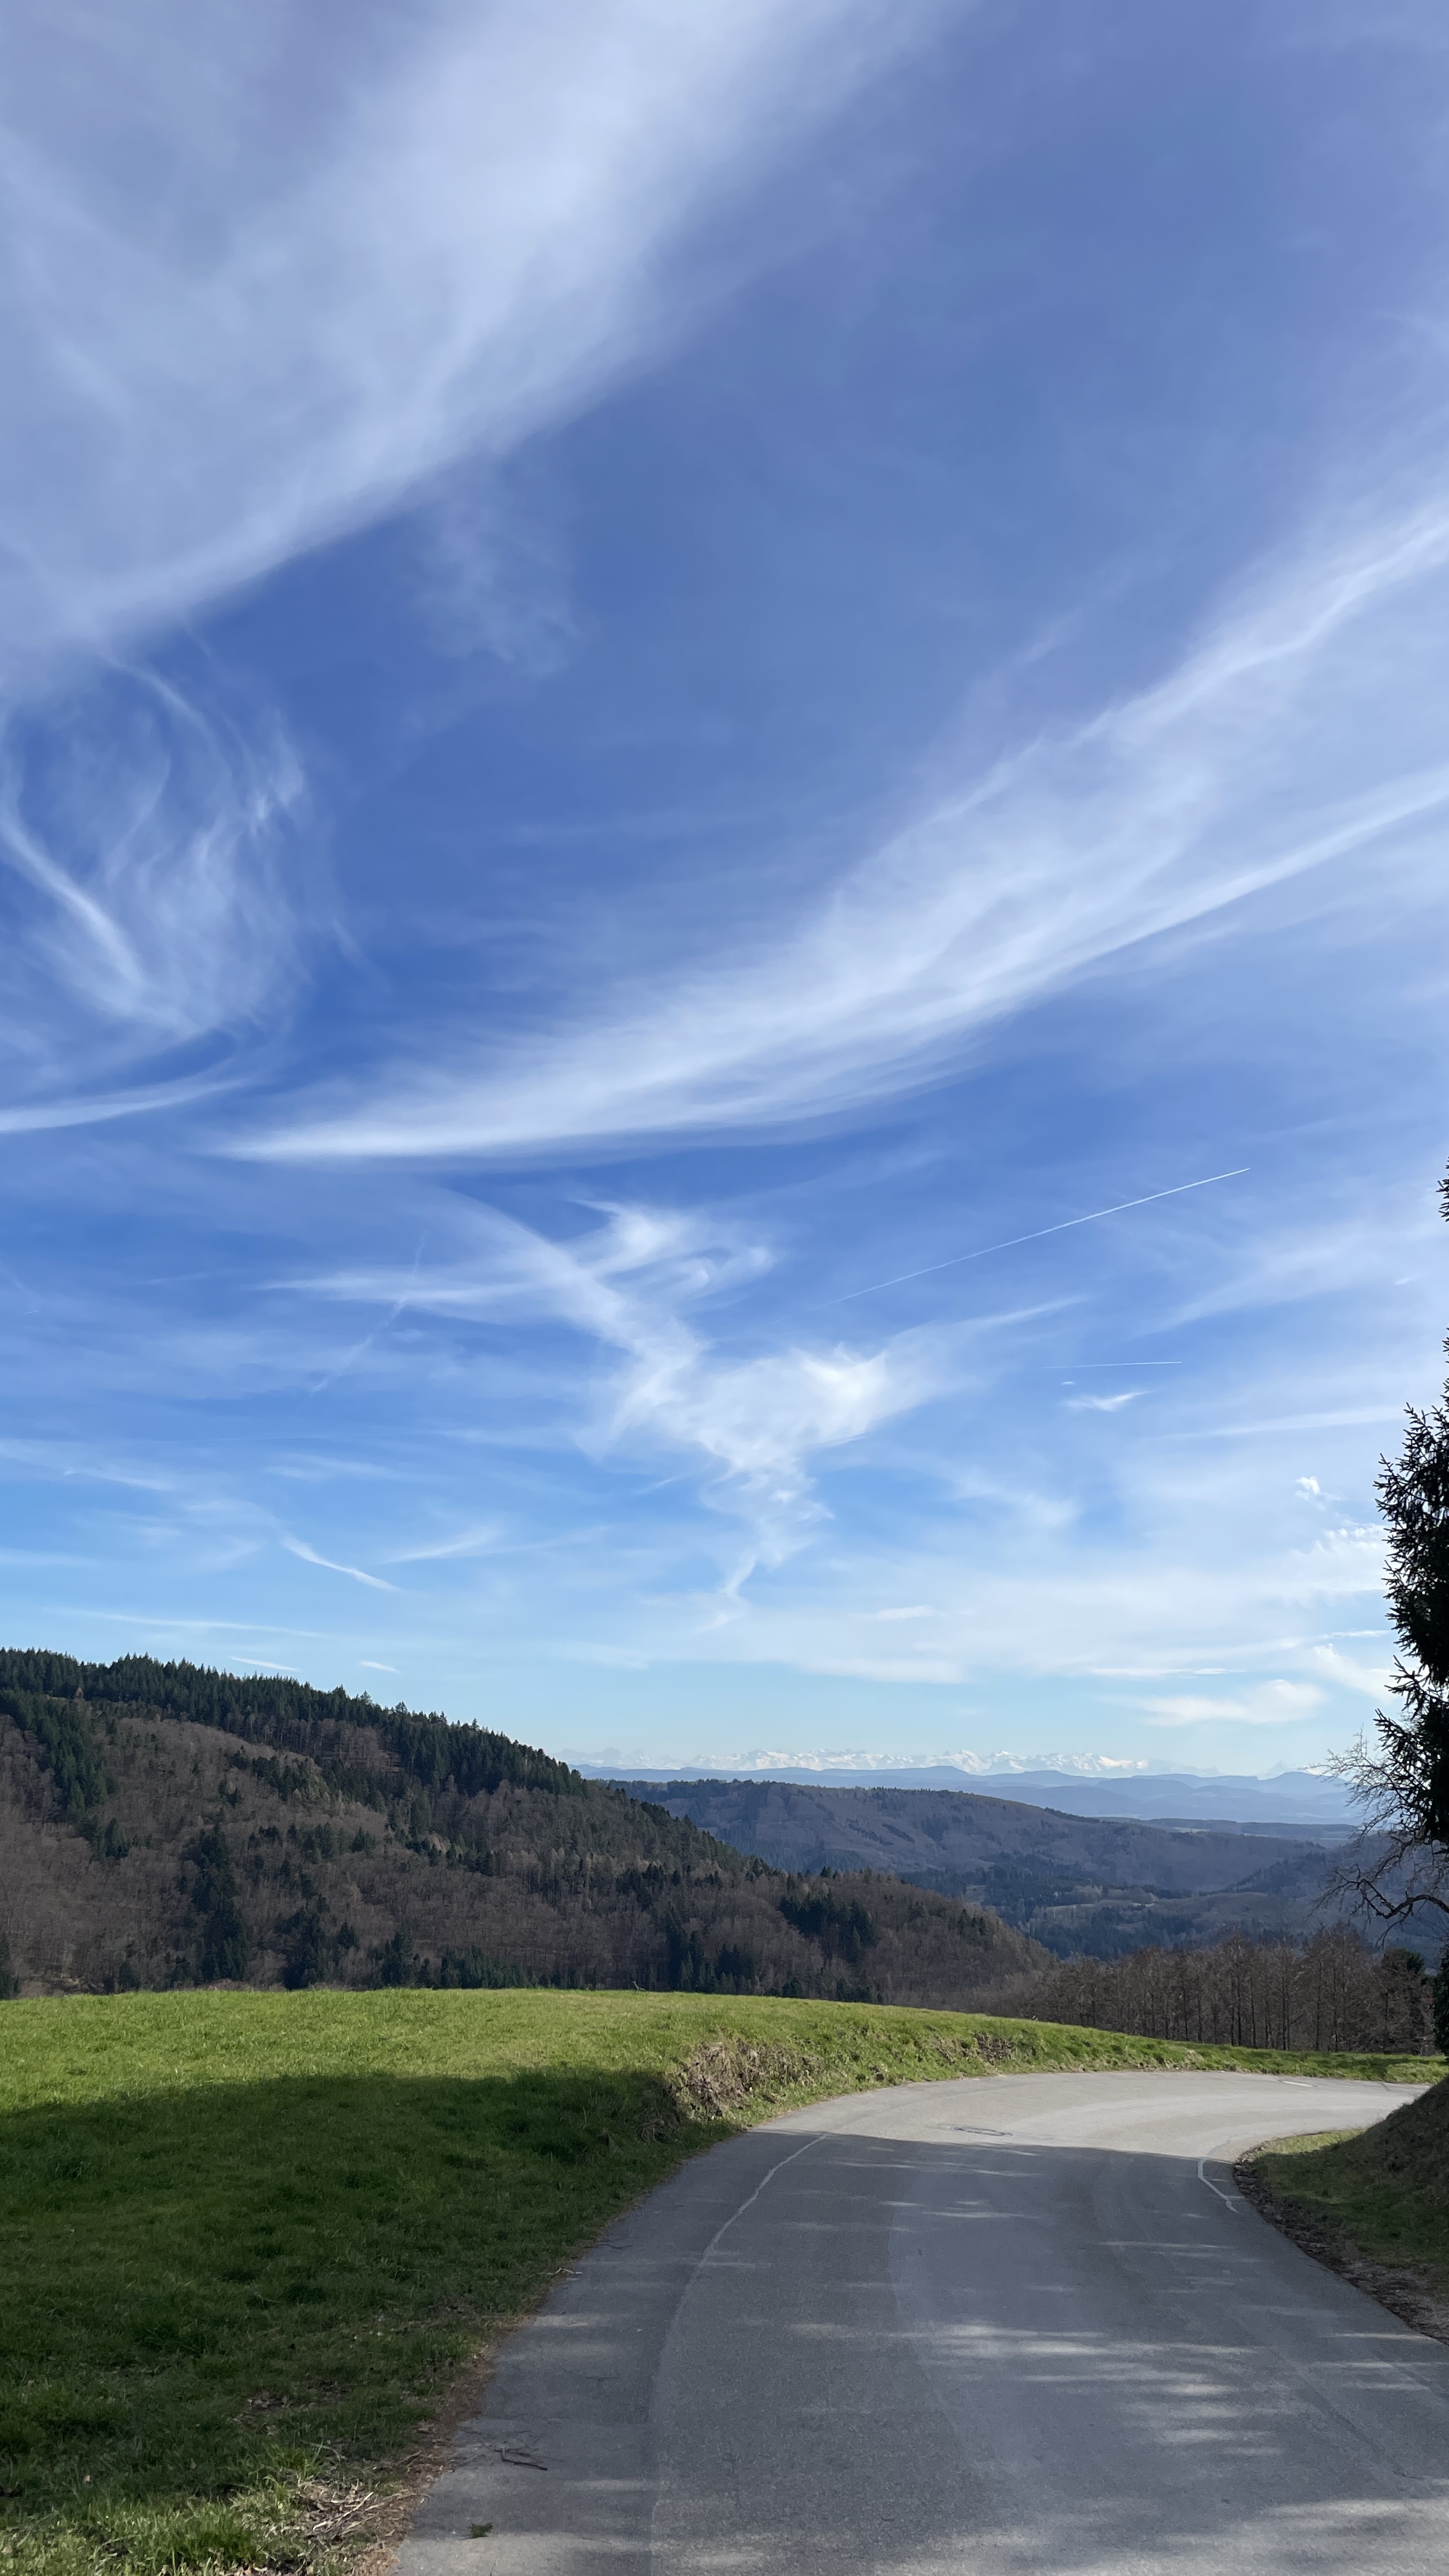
[1246,2076,1449,2311]
[1,1989,1437,2576]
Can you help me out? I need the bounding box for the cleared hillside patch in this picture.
[0,1989,1435,2576]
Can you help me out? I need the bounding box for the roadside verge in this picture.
[1236,2076,1449,2347]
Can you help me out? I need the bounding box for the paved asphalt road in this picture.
[398,2071,1448,2575]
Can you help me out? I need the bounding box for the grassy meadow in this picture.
[1,1987,1438,2576]
[1246,2077,1449,2313]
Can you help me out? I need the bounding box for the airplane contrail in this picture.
[836,1167,1250,1302]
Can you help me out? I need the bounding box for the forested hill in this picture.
[604,1774,1357,1960]
[0,1651,1047,2005]
[611,1774,1326,1890]
[0,1648,578,1799]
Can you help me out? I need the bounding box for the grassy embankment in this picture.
[1,1988,1436,2576]
[1245,2076,1449,2324]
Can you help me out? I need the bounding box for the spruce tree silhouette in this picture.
[1333,1167,1449,1940]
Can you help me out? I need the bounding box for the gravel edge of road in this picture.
[1234,2145,1449,2347]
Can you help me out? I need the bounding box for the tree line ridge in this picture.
[1,1646,1442,2053]
[0,1651,1046,2007]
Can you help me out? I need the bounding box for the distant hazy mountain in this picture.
[584,1763,1361,1833]
[607,1776,1324,1888]
[601,1776,1425,1961]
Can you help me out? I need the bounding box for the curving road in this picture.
[400,2071,1448,2575]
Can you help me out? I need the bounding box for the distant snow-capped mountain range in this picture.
[588,1748,1332,1781]
[723,1749,1177,1777]
[576,1751,1356,1828]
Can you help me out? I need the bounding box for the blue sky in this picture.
[3,1,1448,1775]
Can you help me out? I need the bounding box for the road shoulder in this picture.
[1236,2137,1449,2347]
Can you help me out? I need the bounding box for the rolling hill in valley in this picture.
[590,1764,1361,1832]
[0,1652,1048,2005]
[608,1776,1381,1961]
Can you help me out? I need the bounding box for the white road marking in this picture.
[1198,2155,1243,2210]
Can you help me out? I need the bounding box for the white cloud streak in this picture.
[281,1534,397,1591]
[0,0,939,1124]
[385,1522,503,1563]
[838,1169,1250,1301]
[1142,1680,1326,1728]
[11,5,1446,1177]
[627,1496,1391,1695]
[245,494,1449,1162]
[0,1070,241,1136]
[0,665,307,1100]
[299,1197,944,1572]
[0,0,932,676]
[1308,1641,1392,1700]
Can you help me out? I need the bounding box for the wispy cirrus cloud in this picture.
[385,1523,503,1565]
[245,493,1449,1163]
[0,664,308,1105]
[1144,1680,1326,1727]
[1308,1641,1392,1699]
[280,1535,397,1592]
[670,1551,1388,1701]
[0,0,939,1131]
[298,1197,944,1574]
[0,1071,242,1137]
[0,0,934,677]
[3,8,1442,1780]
